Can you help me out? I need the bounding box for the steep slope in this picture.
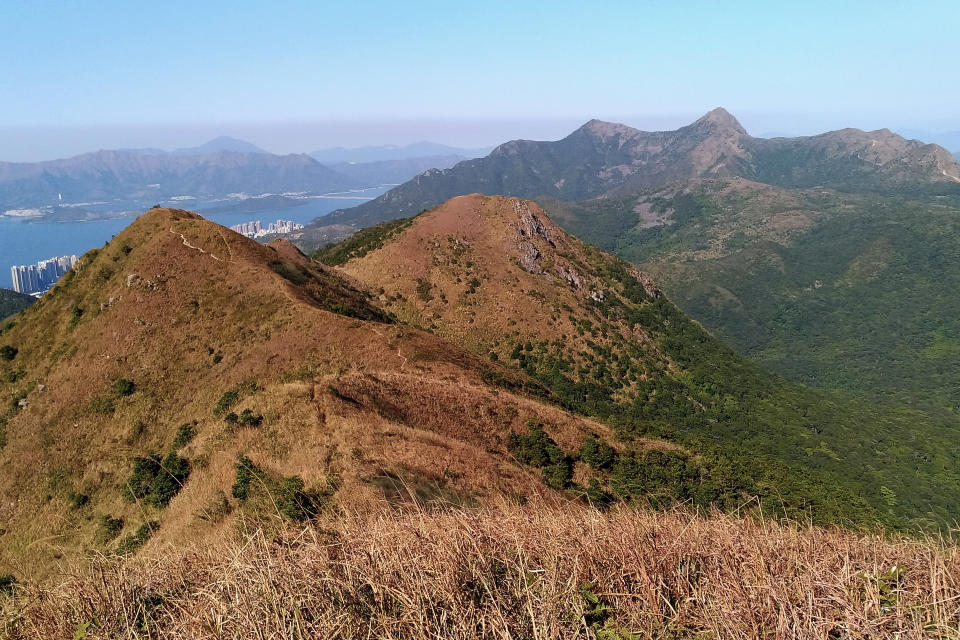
[0,207,632,580]
[0,150,357,210]
[299,109,960,244]
[332,195,960,529]
[0,289,34,322]
[539,180,960,411]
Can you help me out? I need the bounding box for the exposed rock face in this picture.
[633,270,661,298]
[556,265,585,290]
[514,201,556,275]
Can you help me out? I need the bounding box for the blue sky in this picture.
[1,0,958,159]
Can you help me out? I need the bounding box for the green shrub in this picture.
[584,478,614,509]
[113,378,135,397]
[0,346,16,361]
[0,574,16,596]
[123,452,190,508]
[68,491,90,508]
[172,423,196,449]
[238,408,263,427]
[231,455,260,500]
[580,435,616,469]
[94,266,114,285]
[116,522,156,555]
[68,305,84,328]
[214,390,239,416]
[508,422,573,489]
[96,515,124,543]
[276,475,323,522]
[231,455,329,521]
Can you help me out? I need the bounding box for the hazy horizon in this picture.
[3,1,959,162]
[3,110,960,164]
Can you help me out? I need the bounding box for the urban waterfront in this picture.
[0,188,388,289]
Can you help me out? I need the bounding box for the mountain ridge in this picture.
[300,109,960,241]
[0,150,358,210]
[324,194,960,530]
[0,205,648,579]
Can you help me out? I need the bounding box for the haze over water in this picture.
[0,189,387,289]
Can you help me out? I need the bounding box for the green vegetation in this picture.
[579,434,615,469]
[0,346,16,361]
[270,257,395,323]
[0,573,15,596]
[495,248,958,529]
[112,377,135,397]
[122,452,190,509]
[507,421,573,490]
[646,199,960,412]
[172,422,196,449]
[215,390,240,416]
[0,289,34,322]
[116,522,156,555]
[313,217,415,266]
[68,305,84,329]
[542,186,960,413]
[96,515,124,543]
[231,455,332,522]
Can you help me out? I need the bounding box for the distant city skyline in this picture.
[1,1,958,161]
[10,255,78,295]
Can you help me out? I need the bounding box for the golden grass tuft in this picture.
[5,501,959,639]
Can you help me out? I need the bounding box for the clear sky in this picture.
[1,0,958,160]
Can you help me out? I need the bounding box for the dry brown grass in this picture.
[5,501,958,639]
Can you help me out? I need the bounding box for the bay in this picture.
[0,187,388,289]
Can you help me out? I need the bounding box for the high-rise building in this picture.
[10,254,79,294]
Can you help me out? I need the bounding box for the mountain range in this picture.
[0,205,621,579]
[3,199,959,583]
[292,109,960,413]
[0,150,355,210]
[0,139,490,214]
[304,108,960,235]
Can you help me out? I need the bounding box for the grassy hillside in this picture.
[8,502,959,639]
[0,290,33,322]
[337,195,960,529]
[540,181,960,412]
[0,207,635,580]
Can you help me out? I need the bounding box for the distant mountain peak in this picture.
[577,119,639,140]
[171,136,268,156]
[692,107,748,135]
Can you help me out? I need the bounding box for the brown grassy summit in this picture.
[0,207,628,580]
[339,194,667,372]
[328,194,960,530]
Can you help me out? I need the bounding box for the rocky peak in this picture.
[691,108,748,136]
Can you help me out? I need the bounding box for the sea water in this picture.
[0,187,389,289]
